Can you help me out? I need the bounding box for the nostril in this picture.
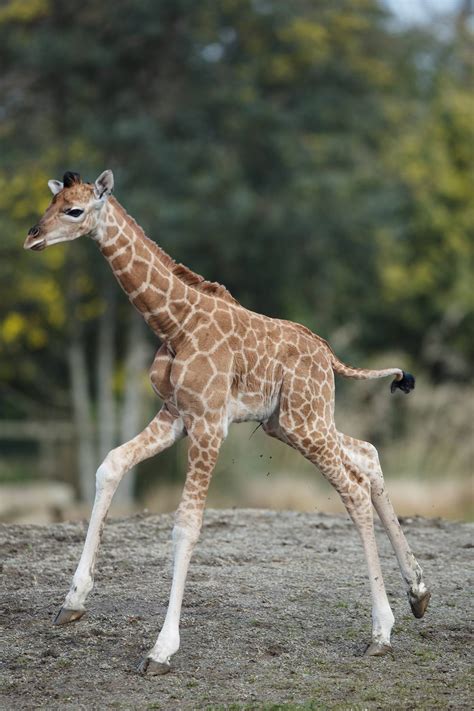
[28,225,40,237]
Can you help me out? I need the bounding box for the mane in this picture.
[112,198,239,307]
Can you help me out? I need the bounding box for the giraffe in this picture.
[24,170,431,675]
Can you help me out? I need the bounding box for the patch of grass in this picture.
[207,704,328,711]
[14,655,32,664]
[312,658,329,667]
[413,648,437,661]
[362,690,383,702]
[345,628,358,639]
[56,658,72,668]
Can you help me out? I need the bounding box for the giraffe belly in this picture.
[227,391,279,425]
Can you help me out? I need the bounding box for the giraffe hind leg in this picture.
[339,432,431,618]
[264,410,395,654]
[305,437,394,652]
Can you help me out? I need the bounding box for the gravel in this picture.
[1,509,472,710]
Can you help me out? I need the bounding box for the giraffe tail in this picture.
[330,354,415,394]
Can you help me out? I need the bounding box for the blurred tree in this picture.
[0,0,471,498]
[370,1,474,378]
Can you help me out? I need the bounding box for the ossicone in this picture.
[63,171,82,188]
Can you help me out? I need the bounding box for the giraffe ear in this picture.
[48,179,63,195]
[94,170,114,199]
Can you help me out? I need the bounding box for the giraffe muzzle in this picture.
[24,225,46,251]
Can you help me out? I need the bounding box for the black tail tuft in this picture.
[390,371,415,394]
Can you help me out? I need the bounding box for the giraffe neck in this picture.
[95,197,193,346]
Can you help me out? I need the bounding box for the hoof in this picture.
[137,657,171,676]
[53,607,86,625]
[364,641,393,657]
[390,371,415,394]
[409,590,431,619]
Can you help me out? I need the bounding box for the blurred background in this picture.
[0,0,472,523]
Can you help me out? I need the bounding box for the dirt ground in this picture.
[1,509,472,710]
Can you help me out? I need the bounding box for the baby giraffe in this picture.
[25,170,431,675]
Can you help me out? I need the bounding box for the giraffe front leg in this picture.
[54,407,184,625]
[137,521,201,675]
[139,421,223,675]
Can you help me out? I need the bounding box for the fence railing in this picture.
[0,420,76,479]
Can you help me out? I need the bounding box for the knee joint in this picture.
[96,450,123,489]
[359,443,384,486]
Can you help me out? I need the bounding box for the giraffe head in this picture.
[24,170,114,251]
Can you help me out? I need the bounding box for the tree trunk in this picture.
[96,284,117,460]
[114,313,150,506]
[68,336,96,503]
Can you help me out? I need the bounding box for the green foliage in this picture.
[0,0,472,421]
[371,23,474,377]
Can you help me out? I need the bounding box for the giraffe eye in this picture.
[65,208,84,218]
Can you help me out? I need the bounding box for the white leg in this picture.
[54,407,184,624]
[340,488,395,654]
[339,433,431,618]
[264,414,395,656]
[139,422,223,675]
[143,521,200,671]
[361,525,395,652]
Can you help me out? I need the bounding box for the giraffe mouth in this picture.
[30,239,46,251]
[24,237,46,251]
